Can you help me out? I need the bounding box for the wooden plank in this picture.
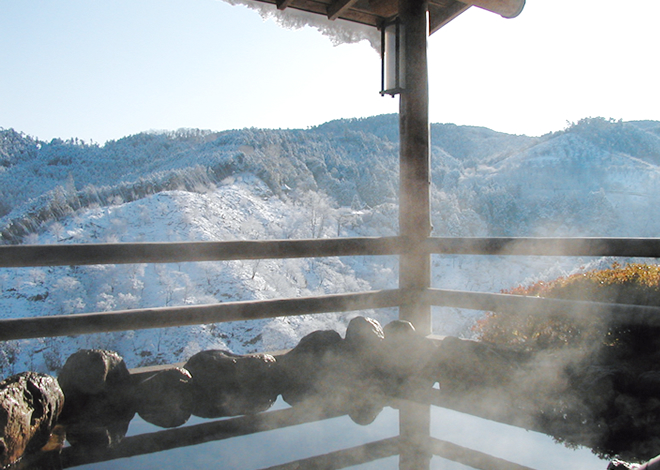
[429,1,470,35]
[327,0,361,20]
[250,0,381,27]
[0,237,402,268]
[462,0,524,18]
[398,0,432,335]
[277,0,295,10]
[0,289,403,341]
[424,237,660,257]
[424,288,660,327]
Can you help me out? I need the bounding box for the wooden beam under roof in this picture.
[276,0,294,10]
[463,0,524,18]
[429,1,470,35]
[250,0,523,34]
[327,0,360,20]
[254,0,382,27]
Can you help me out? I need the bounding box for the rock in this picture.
[383,319,416,337]
[276,330,344,405]
[57,349,135,441]
[342,317,386,384]
[347,396,384,426]
[65,418,131,449]
[0,372,64,467]
[58,349,130,397]
[568,364,620,414]
[135,367,193,428]
[379,320,437,386]
[184,350,278,418]
[344,316,384,354]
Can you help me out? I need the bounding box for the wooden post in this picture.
[397,2,433,468]
[398,0,432,335]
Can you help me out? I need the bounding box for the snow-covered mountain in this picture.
[1,115,659,377]
[0,174,403,375]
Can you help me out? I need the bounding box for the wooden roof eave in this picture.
[250,0,524,34]
[429,1,471,35]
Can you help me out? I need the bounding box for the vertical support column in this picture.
[398,0,432,335]
[397,4,432,468]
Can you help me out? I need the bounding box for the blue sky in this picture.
[1,0,659,143]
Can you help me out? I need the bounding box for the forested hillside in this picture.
[1,115,660,377]
[1,114,538,243]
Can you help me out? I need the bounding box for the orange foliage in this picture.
[474,263,660,350]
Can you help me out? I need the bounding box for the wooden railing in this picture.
[3,235,659,470]
[2,236,660,342]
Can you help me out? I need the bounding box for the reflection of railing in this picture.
[25,399,535,470]
[3,235,660,469]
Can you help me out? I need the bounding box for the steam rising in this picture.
[220,0,381,51]
[450,259,660,463]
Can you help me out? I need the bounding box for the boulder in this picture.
[57,349,135,442]
[0,372,64,467]
[276,330,344,405]
[344,316,385,356]
[58,349,130,397]
[344,317,384,368]
[379,320,437,393]
[135,367,193,428]
[184,350,278,418]
[279,319,393,407]
[346,396,384,426]
[65,418,131,449]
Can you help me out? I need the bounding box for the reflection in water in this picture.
[11,318,659,469]
[431,335,660,465]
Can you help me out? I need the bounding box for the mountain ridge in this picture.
[4,115,659,243]
[2,114,660,376]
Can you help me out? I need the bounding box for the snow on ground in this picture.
[0,173,644,377]
[0,175,399,375]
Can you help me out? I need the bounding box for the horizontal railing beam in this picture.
[425,288,660,327]
[426,237,660,257]
[0,289,403,341]
[3,237,659,269]
[0,237,403,268]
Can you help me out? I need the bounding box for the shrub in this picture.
[474,262,660,351]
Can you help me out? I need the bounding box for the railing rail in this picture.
[3,236,659,269]
[0,289,404,341]
[2,236,660,342]
[0,237,402,268]
[424,288,660,327]
[426,237,660,257]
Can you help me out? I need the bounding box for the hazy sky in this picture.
[1,0,658,143]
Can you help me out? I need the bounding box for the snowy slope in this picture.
[2,115,660,377]
[0,174,400,376]
[0,172,630,377]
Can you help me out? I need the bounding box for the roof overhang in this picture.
[248,0,524,35]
